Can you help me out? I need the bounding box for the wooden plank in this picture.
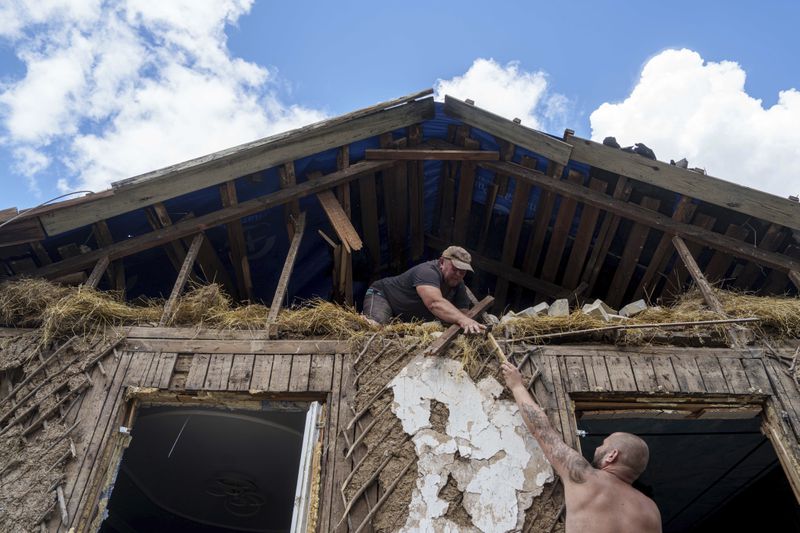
[318,353,344,533]
[426,241,566,300]
[764,359,800,430]
[219,180,254,301]
[581,177,632,292]
[733,224,784,289]
[408,156,425,260]
[627,355,657,391]
[184,353,211,390]
[358,173,381,269]
[667,213,717,294]
[124,351,156,387]
[561,178,608,289]
[589,355,612,391]
[24,160,396,281]
[521,165,561,276]
[279,161,301,239]
[695,357,730,394]
[671,356,706,393]
[550,356,578,449]
[672,236,726,316]
[41,96,434,236]
[569,135,800,232]
[452,162,476,245]
[308,353,335,392]
[154,352,177,389]
[421,296,495,356]
[317,190,362,252]
[718,358,752,394]
[84,256,110,289]
[564,356,590,392]
[203,353,234,390]
[651,357,680,392]
[606,197,661,307]
[605,356,637,392]
[365,148,499,160]
[250,355,274,390]
[437,175,456,241]
[495,175,533,307]
[289,354,312,392]
[703,224,749,283]
[477,182,499,254]
[268,354,293,392]
[124,338,347,354]
[479,160,800,274]
[740,358,771,394]
[142,352,163,387]
[762,244,800,294]
[93,220,125,292]
[226,353,255,391]
[0,216,45,247]
[540,171,584,283]
[632,196,696,300]
[159,233,204,326]
[444,95,572,166]
[382,135,408,271]
[266,212,306,335]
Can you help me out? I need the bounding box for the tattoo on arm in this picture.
[520,402,591,484]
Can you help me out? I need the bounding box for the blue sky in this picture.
[1,0,799,210]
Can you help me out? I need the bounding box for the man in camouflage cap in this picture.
[362,246,485,334]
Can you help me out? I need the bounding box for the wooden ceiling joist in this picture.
[569,136,800,232]
[364,148,499,160]
[13,160,395,282]
[478,160,800,274]
[38,94,434,236]
[444,95,572,167]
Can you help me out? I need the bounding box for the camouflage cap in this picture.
[442,245,473,272]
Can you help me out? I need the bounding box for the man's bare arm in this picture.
[501,362,592,484]
[416,285,485,334]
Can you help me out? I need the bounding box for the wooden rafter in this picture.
[478,160,800,274]
[364,148,499,160]
[159,233,204,326]
[13,160,394,282]
[407,124,425,260]
[561,178,608,289]
[38,94,434,236]
[219,181,254,301]
[316,190,363,252]
[84,256,110,289]
[266,212,307,337]
[92,220,125,293]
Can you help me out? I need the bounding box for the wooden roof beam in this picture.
[11,160,395,282]
[266,212,306,337]
[160,233,204,326]
[569,135,800,232]
[364,148,499,160]
[478,160,800,274]
[39,95,434,236]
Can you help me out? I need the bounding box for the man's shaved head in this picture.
[593,432,650,480]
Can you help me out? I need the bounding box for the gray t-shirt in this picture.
[371,260,470,322]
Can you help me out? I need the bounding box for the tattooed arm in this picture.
[501,362,593,485]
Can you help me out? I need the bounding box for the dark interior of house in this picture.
[100,405,308,533]
[578,415,800,533]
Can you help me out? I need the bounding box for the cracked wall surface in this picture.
[389,355,554,532]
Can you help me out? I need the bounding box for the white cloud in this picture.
[0,0,327,196]
[434,58,569,132]
[590,48,800,198]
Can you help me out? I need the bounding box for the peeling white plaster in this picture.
[390,355,554,533]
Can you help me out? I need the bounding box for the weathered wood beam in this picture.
[39,94,434,236]
[14,160,394,281]
[219,181,254,301]
[479,160,800,273]
[0,215,46,247]
[279,161,301,239]
[84,256,110,289]
[569,135,800,232]
[426,234,565,299]
[316,190,363,252]
[540,171,584,283]
[93,220,125,293]
[364,148,499,160]
[443,95,572,166]
[733,223,784,290]
[159,233,204,326]
[335,146,354,304]
[421,296,495,357]
[408,125,425,260]
[266,212,306,337]
[561,178,608,289]
[789,271,800,292]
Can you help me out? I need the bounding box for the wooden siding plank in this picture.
[142,352,163,387]
[590,356,612,392]
[318,353,344,533]
[605,356,637,392]
[124,338,347,354]
[671,356,706,393]
[155,352,177,389]
[741,358,772,394]
[124,351,156,387]
[268,354,293,392]
[554,355,580,450]
[309,353,335,392]
[629,355,658,391]
[651,357,681,393]
[202,353,234,390]
[184,353,211,390]
[718,358,752,394]
[250,355,274,391]
[289,354,312,392]
[227,353,255,391]
[564,356,590,392]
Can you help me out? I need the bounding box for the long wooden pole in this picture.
[159,233,204,326]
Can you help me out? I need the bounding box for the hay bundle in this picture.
[171,283,233,325]
[276,299,374,338]
[0,278,71,326]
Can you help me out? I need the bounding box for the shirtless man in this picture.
[501,362,662,533]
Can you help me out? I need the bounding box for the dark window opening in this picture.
[100,405,308,533]
[578,415,800,533]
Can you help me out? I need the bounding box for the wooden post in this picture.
[84,256,110,289]
[267,212,307,337]
[672,235,746,347]
[159,233,204,326]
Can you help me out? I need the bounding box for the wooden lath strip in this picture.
[605,196,660,308]
[16,160,394,282]
[478,160,800,273]
[316,190,363,252]
[159,233,204,326]
[219,181,254,301]
[266,212,307,337]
